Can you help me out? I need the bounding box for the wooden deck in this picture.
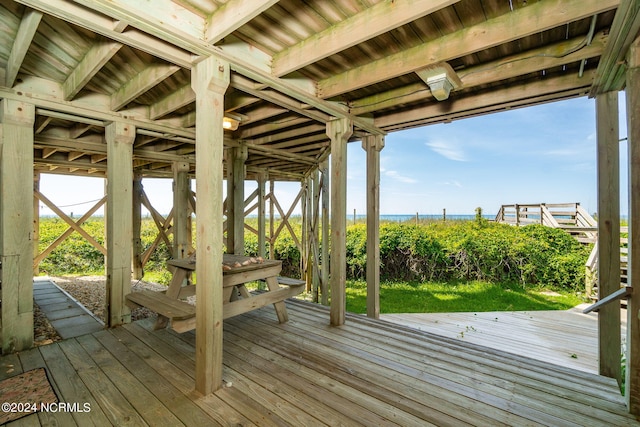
[2,299,638,426]
[382,304,627,374]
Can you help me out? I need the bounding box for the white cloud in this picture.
[384,170,417,184]
[426,140,467,161]
[442,180,462,188]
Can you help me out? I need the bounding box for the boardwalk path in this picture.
[33,278,104,339]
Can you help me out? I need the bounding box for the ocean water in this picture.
[362,214,493,222]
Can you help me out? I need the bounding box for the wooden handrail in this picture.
[583,286,633,314]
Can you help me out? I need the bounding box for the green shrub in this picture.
[37,216,588,291]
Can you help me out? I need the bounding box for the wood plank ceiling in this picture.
[0,0,628,181]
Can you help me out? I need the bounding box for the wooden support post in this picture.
[320,159,330,305]
[269,179,275,260]
[257,172,267,259]
[311,169,321,301]
[173,161,191,260]
[626,38,640,414]
[132,172,143,279]
[596,91,621,384]
[233,145,247,255]
[106,121,134,327]
[301,178,309,290]
[191,55,228,395]
[225,151,232,252]
[0,99,35,353]
[33,171,40,276]
[327,118,353,326]
[363,134,384,319]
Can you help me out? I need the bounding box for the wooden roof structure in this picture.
[0,0,626,181]
[2,0,640,417]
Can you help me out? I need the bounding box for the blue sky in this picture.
[39,94,629,218]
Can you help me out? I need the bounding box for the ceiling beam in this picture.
[4,75,197,140]
[63,40,123,100]
[18,0,384,135]
[111,63,181,110]
[233,76,330,124]
[375,70,595,130]
[351,31,607,115]
[250,124,326,145]
[590,0,640,95]
[149,84,194,119]
[240,105,288,126]
[319,0,618,98]
[239,117,311,139]
[18,0,194,67]
[5,8,42,87]
[205,0,280,44]
[272,0,461,77]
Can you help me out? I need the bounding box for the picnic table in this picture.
[125,254,305,332]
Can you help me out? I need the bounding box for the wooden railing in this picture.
[496,203,607,296]
[495,203,598,242]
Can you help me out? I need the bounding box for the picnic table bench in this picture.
[125,254,305,333]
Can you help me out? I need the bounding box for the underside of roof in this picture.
[0,0,637,181]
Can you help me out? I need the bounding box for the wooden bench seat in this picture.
[277,276,306,287]
[126,290,195,333]
[126,278,305,332]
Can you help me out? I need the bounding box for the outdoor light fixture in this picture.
[223,116,240,130]
[416,63,462,101]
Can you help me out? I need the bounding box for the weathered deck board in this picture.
[1,299,637,427]
[382,304,627,374]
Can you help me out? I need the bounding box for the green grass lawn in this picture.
[345,280,585,314]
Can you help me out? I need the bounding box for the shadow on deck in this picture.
[1,299,637,426]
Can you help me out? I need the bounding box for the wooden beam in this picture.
[132,173,143,279]
[0,100,35,353]
[191,55,229,395]
[149,84,195,120]
[257,172,267,259]
[33,172,40,275]
[232,76,330,124]
[111,63,181,111]
[352,32,607,115]
[232,145,247,255]
[106,121,135,327]
[34,190,107,257]
[363,135,384,319]
[626,37,640,415]
[320,159,329,306]
[596,91,621,384]
[4,75,197,140]
[273,0,460,76]
[205,0,279,44]
[15,0,384,135]
[5,9,42,87]
[375,71,595,129]
[17,0,193,67]
[584,287,631,314]
[591,0,640,95]
[63,40,123,100]
[173,161,191,259]
[318,0,618,98]
[327,118,352,326]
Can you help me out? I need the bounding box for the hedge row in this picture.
[345,221,589,291]
[38,217,589,291]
